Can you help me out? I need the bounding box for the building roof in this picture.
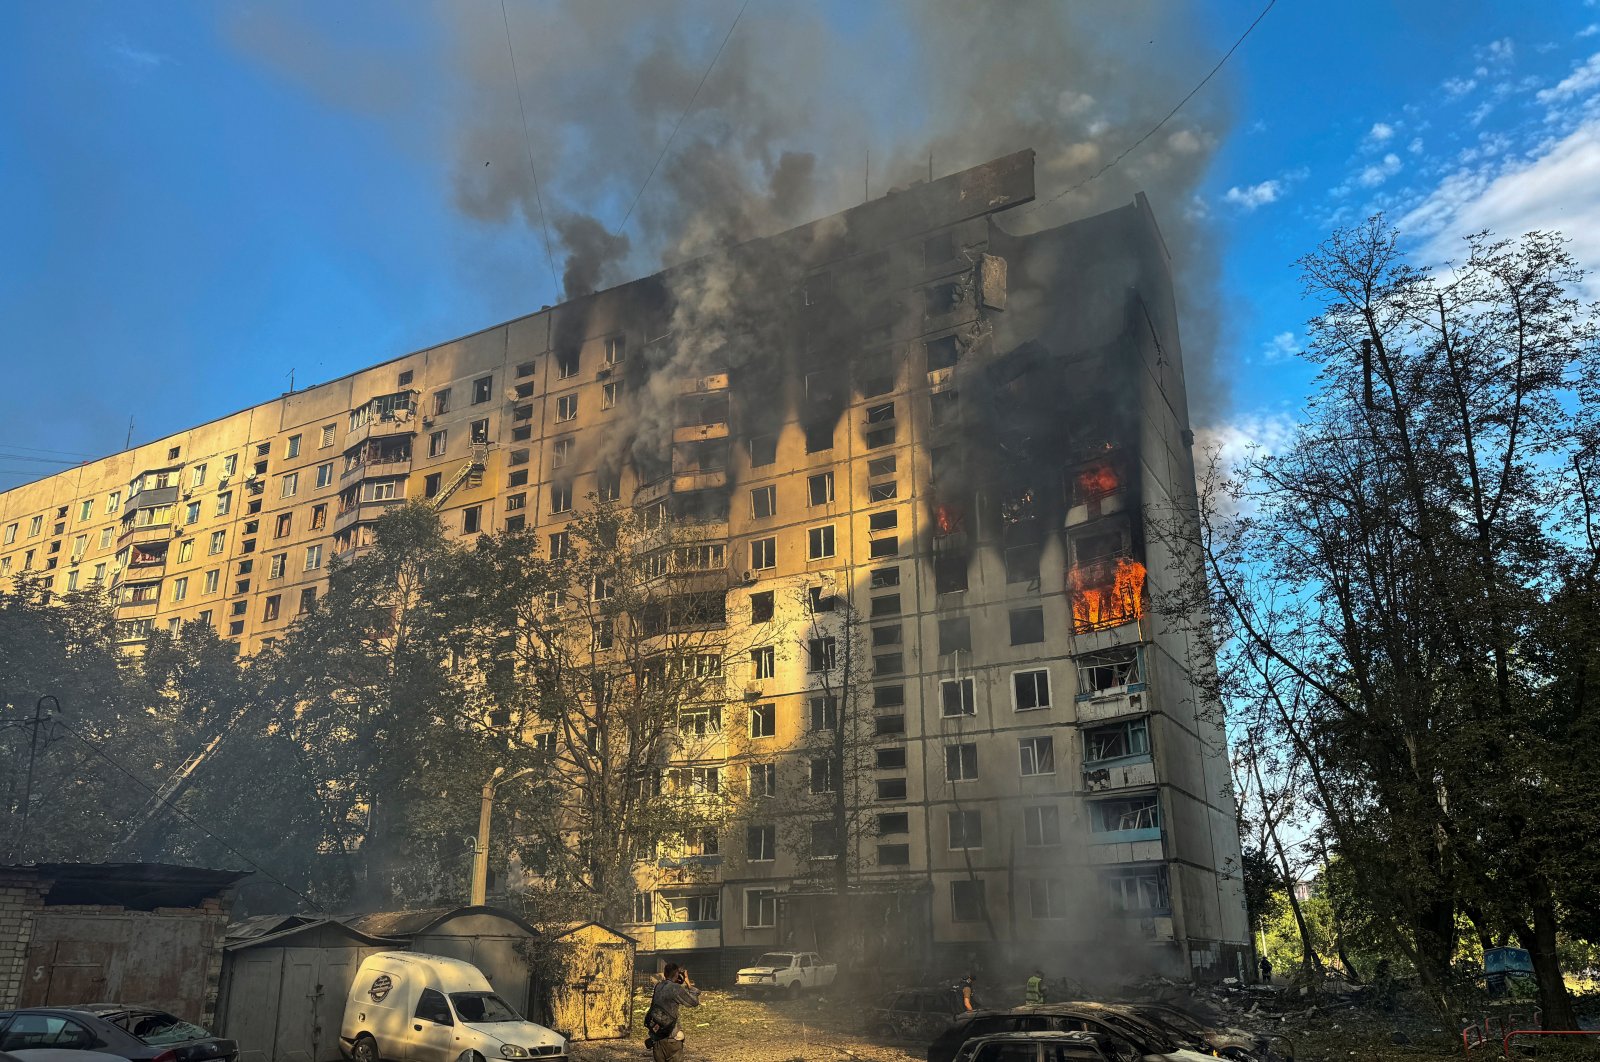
[1,861,247,909]
[543,920,639,945]
[225,917,405,951]
[342,904,539,940]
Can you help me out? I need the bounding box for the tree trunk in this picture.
[1515,883,1578,1029]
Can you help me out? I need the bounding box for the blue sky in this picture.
[2,1,1599,487]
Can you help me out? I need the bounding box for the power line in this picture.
[1025,0,1277,218]
[0,442,99,459]
[613,0,750,239]
[498,0,561,296]
[0,452,84,466]
[53,718,328,915]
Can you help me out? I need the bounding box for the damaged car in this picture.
[1115,1003,1292,1062]
[928,1002,1217,1062]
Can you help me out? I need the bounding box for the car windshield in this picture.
[450,993,520,1023]
[755,954,794,966]
[103,1010,212,1045]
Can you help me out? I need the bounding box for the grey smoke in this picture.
[555,215,630,300]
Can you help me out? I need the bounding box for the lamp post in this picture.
[470,765,536,906]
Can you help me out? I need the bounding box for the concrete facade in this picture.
[0,151,1248,980]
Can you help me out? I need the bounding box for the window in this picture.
[865,425,895,449]
[878,844,910,866]
[872,625,902,648]
[751,485,776,518]
[319,423,336,448]
[428,430,447,458]
[938,616,971,656]
[747,824,776,862]
[869,535,899,559]
[597,471,620,501]
[463,506,482,534]
[305,544,323,571]
[750,536,776,571]
[99,526,114,549]
[948,809,983,849]
[869,481,898,502]
[77,499,94,522]
[471,418,490,443]
[1019,736,1055,776]
[1078,649,1141,695]
[598,334,625,365]
[749,762,776,797]
[281,472,299,498]
[548,438,574,470]
[172,577,188,602]
[269,553,287,579]
[870,510,898,533]
[870,594,901,618]
[275,512,292,538]
[1010,606,1045,645]
[945,742,978,782]
[951,879,986,923]
[749,590,775,624]
[877,777,907,801]
[935,550,969,593]
[930,390,960,427]
[748,434,776,467]
[185,501,201,525]
[397,369,414,387]
[875,747,907,770]
[875,714,905,736]
[263,595,281,621]
[1084,718,1151,764]
[556,395,578,421]
[874,685,905,710]
[1005,543,1041,584]
[2,523,14,545]
[506,492,526,512]
[209,530,226,555]
[805,422,833,453]
[556,350,579,378]
[927,335,960,372]
[315,462,334,488]
[809,695,838,732]
[0,1014,99,1050]
[1013,669,1051,711]
[873,652,903,675]
[807,472,834,506]
[1024,805,1062,847]
[811,820,840,858]
[807,525,835,560]
[1091,793,1161,835]
[28,515,42,536]
[551,484,572,513]
[547,530,569,560]
[745,888,777,928]
[215,491,232,516]
[203,569,219,594]
[809,757,835,794]
[310,503,328,530]
[749,702,775,739]
[422,473,443,499]
[177,539,193,563]
[679,705,721,737]
[807,637,836,672]
[286,434,302,459]
[472,376,493,404]
[1030,879,1067,920]
[602,381,623,408]
[416,988,453,1026]
[364,478,403,502]
[750,646,776,679]
[1104,865,1170,913]
[106,491,120,515]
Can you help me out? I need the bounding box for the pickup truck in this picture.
[734,951,838,995]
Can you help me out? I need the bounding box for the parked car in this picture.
[340,951,566,1062]
[734,952,839,996]
[928,1003,1217,1062]
[1115,1003,1292,1062]
[954,1030,1116,1062]
[0,1006,237,1062]
[4,1050,129,1062]
[869,988,968,1042]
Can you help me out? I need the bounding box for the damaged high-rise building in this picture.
[0,151,1249,980]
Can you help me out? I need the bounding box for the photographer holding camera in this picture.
[643,962,700,1061]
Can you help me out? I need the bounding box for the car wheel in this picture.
[352,1035,380,1062]
[460,1051,487,1062]
[786,981,803,1000]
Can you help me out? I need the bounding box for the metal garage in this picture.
[216,918,402,1062]
[344,906,538,1018]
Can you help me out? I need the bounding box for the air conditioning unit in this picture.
[744,684,762,701]
[422,416,434,428]
[182,490,193,499]
[218,475,230,487]
[740,570,756,584]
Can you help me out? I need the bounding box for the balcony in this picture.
[1082,756,1156,793]
[124,484,180,509]
[678,372,729,395]
[344,406,419,450]
[671,469,726,493]
[118,522,174,547]
[673,422,729,443]
[340,456,413,485]
[334,497,405,532]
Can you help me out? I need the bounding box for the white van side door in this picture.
[408,987,460,1062]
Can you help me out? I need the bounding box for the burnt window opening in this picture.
[938,616,972,656]
[867,402,895,423]
[516,361,535,378]
[751,485,776,519]
[678,440,727,472]
[807,585,837,614]
[802,272,834,309]
[750,590,775,624]
[805,421,834,453]
[870,593,901,617]
[805,371,839,405]
[557,350,579,379]
[748,434,777,468]
[679,392,728,427]
[1009,606,1045,645]
[870,566,900,588]
[865,426,896,449]
[930,390,960,426]
[868,455,897,478]
[877,843,910,867]
[934,550,969,594]
[869,481,898,502]
[924,282,962,317]
[874,684,905,708]
[1005,543,1041,584]
[1077,648,1141,695]
[926,335,960,372]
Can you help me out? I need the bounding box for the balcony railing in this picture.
[118,522,173,547]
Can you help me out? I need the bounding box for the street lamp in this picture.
[470,765,537,906]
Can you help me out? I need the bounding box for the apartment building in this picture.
[0,150,1249,981]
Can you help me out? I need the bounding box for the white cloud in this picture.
[107,38,168,75]
[1485,37,1516,63]
[1224,179,1283,211]
[1408,136,1425,153]
[1581,24,1600,39]
[1261,332,1302,363]
[1356,153,1403,187]
[1367,121,1396,144]
[1536,51,1600,104]
[1195,412,1301,488]
[1402,118,1600,299]
[1443,76,1478,97]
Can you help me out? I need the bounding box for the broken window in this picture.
[807,585,836,613]
[749,703,775,739]
[947,808,982,848]
[747,824,775,861]
[871,566,900,588]
[550,484,572,513]
[557,351,579,379]
[807,472,834,506]
[1103,865,1170,914]
[870,536,899,558]
[868,510,897,532]
[1077,649,1140,695]
[678,706,722,737]
[945,743,978,782]
[924,231,955,267]
[471,418,490,443]
[938,616,971,656]
[924,281,962,317]
[872,625,902,647]
[930,390,959,426]
[751,485,776,519]
[263,595,281,621]
[556,395,578,422]
[1018,736,1055,776]
[463,506,482,534]
[809,757,835,794]
[807,636,837,672]
[804,421,834,453]
[1083,717,1151,765]
[750,590,774,624]
[1091,793,1161,835]
[934,550,969,594]
[810,821,840,858]
[748,434,776,467]
[472,376,493,404]
[750,646,776,680]
[867,402,895,423]
[1024,805,1061,847]
[926,335,960,372]
[873,653,903,675]
[1013,668,1051,711]
[1009,606,1045,645]
[424,473,442,499]
[1005,543,1041,584]
[749,762,776,797]
[604,335,625,365]
[941,677,976,717]
[865,425,895,449]
[869,481,898,503]
[809,695,838,732]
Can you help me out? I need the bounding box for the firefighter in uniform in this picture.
[1024,968,1047,1005]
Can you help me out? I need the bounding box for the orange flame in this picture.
[1076,462,1120,500]
[1071,557,1146,632]
[934,502,965,537]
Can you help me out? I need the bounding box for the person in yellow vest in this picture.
[1024,968,1047,1005]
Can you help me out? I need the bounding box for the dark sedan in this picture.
[0,1007,237,1062]
[928,1002,1190,1062]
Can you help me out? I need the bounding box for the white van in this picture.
[339,951,567,1062]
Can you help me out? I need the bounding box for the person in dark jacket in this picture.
[1258,955,1273,983]
[644,962,701,1061]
